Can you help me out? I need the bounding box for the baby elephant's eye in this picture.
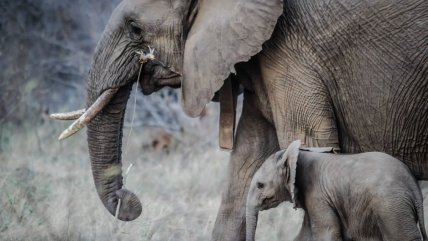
[256,182,264,189]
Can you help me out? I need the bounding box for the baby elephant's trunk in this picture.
[245,204,258,241]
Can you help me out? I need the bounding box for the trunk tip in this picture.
[111,189,143,221]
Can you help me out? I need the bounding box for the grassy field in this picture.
[0,103,304,241]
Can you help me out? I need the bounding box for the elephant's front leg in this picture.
[307,205,342,241]
[212,92,279,241]
[294,212,312,241]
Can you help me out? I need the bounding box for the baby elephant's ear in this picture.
[277,140,301,204]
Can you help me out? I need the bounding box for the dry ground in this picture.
[0,103,303,241]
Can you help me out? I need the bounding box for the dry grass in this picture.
[0,104,303,241]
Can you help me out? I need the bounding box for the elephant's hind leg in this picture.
[211,92,279,241]
[377,205,423,241]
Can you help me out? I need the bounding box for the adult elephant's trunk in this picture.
[86,83,142,221]
[245,205,259,241]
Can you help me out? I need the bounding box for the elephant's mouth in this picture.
[139,59,182,95]
[260,199,282,211]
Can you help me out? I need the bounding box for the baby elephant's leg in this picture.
[294,212,312,241]
[378,208,423,241]
[307,206,342,241]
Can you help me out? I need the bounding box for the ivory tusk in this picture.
[50,109,86,120]
[58,88,119,141]
[57,47,157,141]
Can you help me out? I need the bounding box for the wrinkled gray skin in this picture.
[246,140,428,241]
[80,0,428,239]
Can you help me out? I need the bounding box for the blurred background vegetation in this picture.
[0,0,119,125]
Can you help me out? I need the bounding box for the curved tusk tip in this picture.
[58,133,68,141]
[58,129,76,141]
[57,123,85,141]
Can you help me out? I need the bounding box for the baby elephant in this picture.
[246,140,427,241]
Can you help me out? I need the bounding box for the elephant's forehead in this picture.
[111,0,174,24]
[123,0,172,17]
[256,158,277,178]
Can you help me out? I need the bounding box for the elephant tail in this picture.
[415,186,427,241]
[417,202,427,241]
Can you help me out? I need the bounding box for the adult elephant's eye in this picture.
[128,21,142,39]
[256,182,264,189]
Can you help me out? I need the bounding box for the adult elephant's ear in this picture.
[182,0,283,117]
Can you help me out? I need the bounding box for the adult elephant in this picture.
[53,0,428,240]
